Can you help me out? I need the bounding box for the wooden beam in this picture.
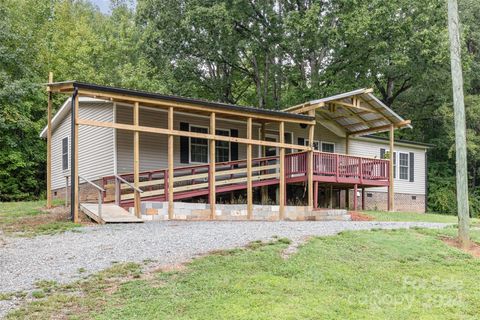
[76,118,311,151]
[209,112,216,219]
[307,110,315,209]
[46,72,53,209]
[168,106,174,219]
[350,120,411,136]
[133,102,141,218]
[76,89,315,125]
[389,124,395,211]
[73,93,79,223]
[289,102,325,114]
[247,117,253,219]
[279,121,285,220]
[260,123,268,204]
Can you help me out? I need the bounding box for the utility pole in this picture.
[447,0,470,247]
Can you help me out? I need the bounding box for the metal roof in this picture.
[48,81,315,122]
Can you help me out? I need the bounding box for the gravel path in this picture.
[0,220,449,317]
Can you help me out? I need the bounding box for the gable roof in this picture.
[284,88,412,136]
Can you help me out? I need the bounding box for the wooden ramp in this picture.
[80,203,143,224]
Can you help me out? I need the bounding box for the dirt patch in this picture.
[440,236,480,258]
[350,211,374,221]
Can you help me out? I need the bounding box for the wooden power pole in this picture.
[447,0,470,247]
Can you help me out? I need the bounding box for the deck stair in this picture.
[80,203,143,224]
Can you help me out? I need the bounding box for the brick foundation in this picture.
[52,179,104,203]
[342,190,425,213]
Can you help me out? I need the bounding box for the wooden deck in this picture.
[102,151,390,208]
[80,203,143,224]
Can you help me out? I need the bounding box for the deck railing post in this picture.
[115,176,120,205]
[98,189,103,218]
[247,117,253,219]
[168,107,175,219]
[359,157,363,184]
[307,114,315,209]
[279,121,286,219]
[209,112,216,219]
[133,102,141,218]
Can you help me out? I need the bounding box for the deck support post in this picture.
[329,185,333,208]
[209,112,216,219]
[361,187,365,211]
[353,184,358,211]
[133,102,141,218]
[307,111,315,209]
[71,90,79,223]
[388,124,395,211]
[247,117,253,219]
[168,107,174,219]
[345,188,350,210]
[46,72,53,209]
[313,181,318,209]
[260,123,268,204]
[279,121,285,219]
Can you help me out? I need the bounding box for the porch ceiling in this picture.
[284,88,412,136]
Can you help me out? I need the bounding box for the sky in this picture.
[91,0,110,13]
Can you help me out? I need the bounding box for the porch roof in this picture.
[47,81,315,124]
[283,88,412,136]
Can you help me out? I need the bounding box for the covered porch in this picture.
[45,80,410,222]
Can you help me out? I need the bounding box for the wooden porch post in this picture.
[73,92,79,223]
[389,124,395,211]
[209,112,216,219]
[247,117,253,219]
[168,106,174,219]
[313,181,318,209]
[361,187,365,210]
[307,111,315,209]
[46,72,53,209]
[133,102,141,218]
[279,121,285,219]
[260,123,268,204]
[353,184,358,211]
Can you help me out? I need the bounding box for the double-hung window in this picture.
[190,126,208,163]
[398,152,409,180]
[321,142,335,153]
[62,137,69,170]
[215,129,230,162]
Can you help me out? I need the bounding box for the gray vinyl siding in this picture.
[51,102,114,189]
[116,105,261,174]
[349,138,426,195]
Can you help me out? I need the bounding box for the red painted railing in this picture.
[102,151,389,205]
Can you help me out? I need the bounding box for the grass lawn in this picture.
[7,228,480,319]
[365,210,480,225]
[0,200,81,237]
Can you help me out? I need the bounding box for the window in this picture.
[62,137,68,170]
[215,129,230,162]
[190,126,208,163]
[399,152,409,180]
[321,142,335,153]
[305,139,320,151]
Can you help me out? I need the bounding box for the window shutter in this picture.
[409,152,414,182]
[230,129,238,161]
[180,122,189,164]
[380,148,386,159]
[298,137,305,146]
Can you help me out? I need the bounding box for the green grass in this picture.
[0,200,80,237]
[366,210,480,225]
[7,229,480,319]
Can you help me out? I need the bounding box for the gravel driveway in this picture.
[0,220,449,316]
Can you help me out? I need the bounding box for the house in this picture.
[41,82,428,223]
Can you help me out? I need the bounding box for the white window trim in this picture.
[305,139,320,151]
[214,128,231,163]
[189,124,209,164]
[188,125,232,164]
[62,136,69,171]
[320,141,335,153]
[397,151,410,181]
